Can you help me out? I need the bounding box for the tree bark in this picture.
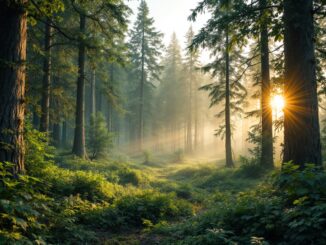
[40,19,52,132]
[53,123,61,147]
[283,0,322,166]
[72,14,87,158]
[225,24,234,168]
[90,68,96,117]
[260,0,274,168]
[62,121,67,147]
[0,1,27,174]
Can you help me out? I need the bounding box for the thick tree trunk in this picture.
[283,0,322,166]
[260,0,274,168]
[72,14,87,158]
[40,20,52,132]
[0,1,27,174]
[225,25,234,168]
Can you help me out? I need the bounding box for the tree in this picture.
[72,12,87,158]
[191,0,247,167]
[0,1,28,174]
[128,0,164,151]
[39,20,53,133]
[158,33,185,152]
[184,27,201,153]
[87,113,113,160]
[69,0,129,158]
[283,0,322,166]
[259,0,273,168]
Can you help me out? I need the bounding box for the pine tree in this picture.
[0,1,28,175]
[184,27,201,152]
[158,33,185,151]
[190,0,247,167]
[69,0,129,158]
[128,0,164,151]
[283,0,322,166]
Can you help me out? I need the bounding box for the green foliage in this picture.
[25,123,55,175]
[157,162,326,245]
[174,149,185,162]
[42,164,120,202]
[87,113,114,160]
[143,150,152,164]
[237,155,265,178]
[0,162,49,244]
[88,191,193,231]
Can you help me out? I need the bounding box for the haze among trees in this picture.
[0,0,326,244]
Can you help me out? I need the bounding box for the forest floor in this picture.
[84,153,266,244]
[4,146,326,244]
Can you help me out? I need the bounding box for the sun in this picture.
[271,94,285,111]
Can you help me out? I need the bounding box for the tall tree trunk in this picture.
[40,20,52,132]
[90,68,96,116]
[62,121,67,147]
[139,20,145,152]
[225,25,234,168]
[194,78,199,151]
[32,109,40,129]
[283,0,322,166]
[260,0,274,168]
[0,1,27,174]
[53,123,61,147]
[72,14,87,158]
[186,64,193,153]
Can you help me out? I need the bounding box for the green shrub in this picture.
[86,191,193,231]
[46,195,100,244]
[87,113,114,160]
[25,124,55,176]
[0,162,50,244]
[42,165,121,202]
[158,163,326,245]
[236,155,265,178]
[116,167,148,186]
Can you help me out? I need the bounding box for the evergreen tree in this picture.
[184,27,202,152]
[0,1,28,174]
[283,0,322,166]
[158,33,185,151]
[87,113,113,160]
[128,0,164,151]
[191,0,247,167]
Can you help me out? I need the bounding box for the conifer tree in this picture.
[128,0,164,151]
[184,27,201,152]
[190,0,247,167]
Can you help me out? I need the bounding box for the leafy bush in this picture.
[87,113,114,160]
[42,165,121,202]
[236,155,265,178]
[0,162,50,244]
[85,191,193,231]
[157,163,326,245]
[116,167,148,186]
[25,124,55,175]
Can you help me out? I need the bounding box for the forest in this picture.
[0,0,326,244]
